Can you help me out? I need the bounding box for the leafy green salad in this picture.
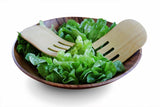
[17,18,125,84]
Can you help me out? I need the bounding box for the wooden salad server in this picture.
[21,19,147,62]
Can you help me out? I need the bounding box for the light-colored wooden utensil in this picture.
[21,19,147,62]
[92,19,147,62]
[21,25,75,56]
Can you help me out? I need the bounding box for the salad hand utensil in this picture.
[21,25,74,56]
[92,19,147,62]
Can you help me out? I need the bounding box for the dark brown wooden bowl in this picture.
[12,17,142,89]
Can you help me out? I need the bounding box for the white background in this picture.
[0,0,159,107]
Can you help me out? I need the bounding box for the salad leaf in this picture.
[37,63,50,78]
[109,22,116,30]
[58,25,87,42]
[50,24,57,34]
[79,18,95,34]
[80,18,110,42]
[39,20,57,34]
[66,19,80,30]
[39,20,46,27]
[113,60,125,72]
[64,34,74,42]
[25,53,46,65]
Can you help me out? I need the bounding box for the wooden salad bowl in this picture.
[12,17,142,89]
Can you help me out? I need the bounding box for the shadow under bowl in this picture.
[12,17,142,89]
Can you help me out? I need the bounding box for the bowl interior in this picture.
[12,17,142,89]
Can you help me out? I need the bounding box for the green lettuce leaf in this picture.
[113,60,125,72]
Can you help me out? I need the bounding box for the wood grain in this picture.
[12,17,142,89]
